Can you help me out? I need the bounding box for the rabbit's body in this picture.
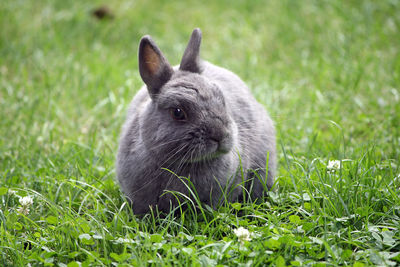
[117,29,276,214]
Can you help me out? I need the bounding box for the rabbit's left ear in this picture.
[139,36,173,98]
[179,28,203,73]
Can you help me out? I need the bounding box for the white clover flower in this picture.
[114,237,135,244]
[17,206,30,215]
[19,196,33,207]
[233,227,252,243]
[327,160,340,173]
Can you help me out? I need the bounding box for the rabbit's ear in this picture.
[179,28,203,73]
[139,36,173,97]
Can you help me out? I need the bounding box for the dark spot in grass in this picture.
[24,241,32,250]
[92,6,114,20]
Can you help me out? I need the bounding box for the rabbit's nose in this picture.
[209,131,224,143]
[207,124,225,143]
[208,128,232,154]
[207,124,227,143]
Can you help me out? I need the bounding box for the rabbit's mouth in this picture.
[185,150,228,163]
[184,139,232,164]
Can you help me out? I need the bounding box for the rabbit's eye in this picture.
[169,108,187,121]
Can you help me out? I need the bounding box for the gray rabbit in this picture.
[117,28,276,214]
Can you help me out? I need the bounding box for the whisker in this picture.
[149,137,189,151]
[128,144,189,196]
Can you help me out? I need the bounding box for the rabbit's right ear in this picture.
[180,28,203,73]
[139,36,173,98]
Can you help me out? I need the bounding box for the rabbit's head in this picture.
[138,29,238,165]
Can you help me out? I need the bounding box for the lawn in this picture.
[1,0,399,266]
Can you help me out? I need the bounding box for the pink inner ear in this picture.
[143,44,160,75]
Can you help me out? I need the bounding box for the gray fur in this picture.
[179,28,203,73]
[139,36,173,97]
[117,28,276,214]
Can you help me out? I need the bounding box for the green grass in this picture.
[1,0,400,266]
